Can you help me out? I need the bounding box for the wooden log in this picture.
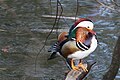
[65,62,96,80]
[102,36,120,80]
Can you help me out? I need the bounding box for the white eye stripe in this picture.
[76,21,94,30]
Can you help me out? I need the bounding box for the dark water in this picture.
[0,0,120,80]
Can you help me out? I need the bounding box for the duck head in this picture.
[74,18,96,43]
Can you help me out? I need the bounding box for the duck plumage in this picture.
[48,18,98,71]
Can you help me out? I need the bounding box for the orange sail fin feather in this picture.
[58,32,68,44]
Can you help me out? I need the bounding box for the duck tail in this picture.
[47,52,57,60]
[48,42,59,60]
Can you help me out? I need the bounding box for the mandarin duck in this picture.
[48,18,97,72]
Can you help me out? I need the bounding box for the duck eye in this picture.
[87,26,90,28]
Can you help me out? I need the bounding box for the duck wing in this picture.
[48,32,68,60]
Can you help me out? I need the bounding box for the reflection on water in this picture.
[0,0,120,80]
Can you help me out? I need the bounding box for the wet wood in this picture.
[102,36,120,80]
[65,62,96,80]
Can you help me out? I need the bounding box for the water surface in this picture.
[0,0,120,80]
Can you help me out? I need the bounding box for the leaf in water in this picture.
[1,46,10,53]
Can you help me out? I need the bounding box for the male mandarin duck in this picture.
[48,18,97,72]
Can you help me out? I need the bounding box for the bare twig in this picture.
[55,0,63,38]
[75,0,79,21]
[112,0,120,7]
[35,0,61,73]
[95,0,120,13]
[95,0,115,11]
